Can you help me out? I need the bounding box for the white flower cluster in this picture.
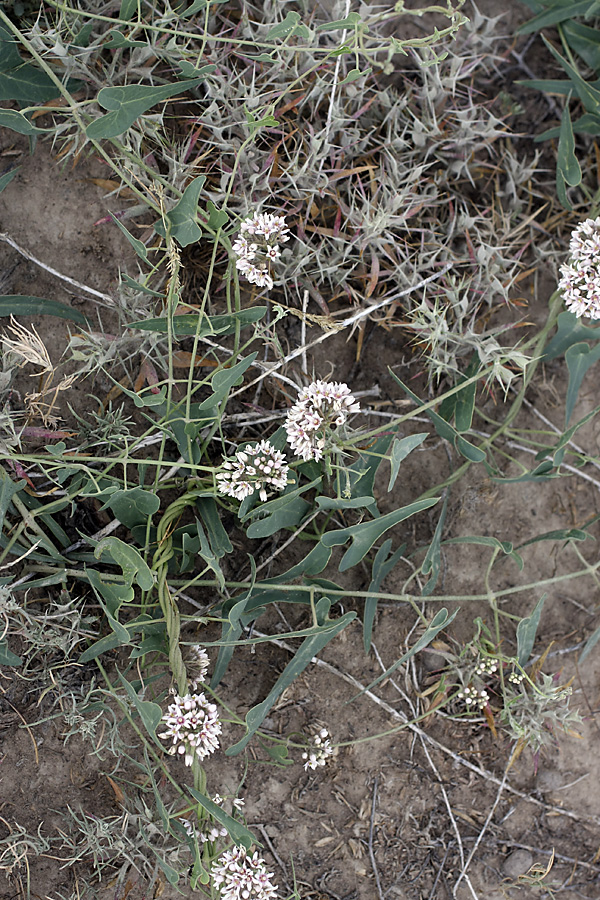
[188,644,210,691]
[212,846,278,900]
[508,670,525,685]
[558,217,600,319]
[179,795,245,844]
[475,658,498,677]
[217,440,290,502]
[457,686,489,710]
[284,381,360,462]
[232,212,290,290]
[302,728,334,770]
[159,691,221,766]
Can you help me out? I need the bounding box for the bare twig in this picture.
[0,232,114,304]
[368,778,385,900]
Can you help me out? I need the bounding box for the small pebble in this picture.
[502,849,534,878]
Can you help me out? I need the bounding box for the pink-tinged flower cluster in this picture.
[188,644,210,691]
[558,217,600,319]
[232,212,290,290]
[217,440,289,502]
[284,380,360,462]
[211,846,278,900]
[159,691,221,767]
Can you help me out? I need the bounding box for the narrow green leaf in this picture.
[565,342,600,425]
[196,519,226,589]
[518,1,593,34]
[154,175,205,247]
[87,78,205,140]
[110,214,148,261]
[516,595,546,667]
[120,273,163,296]
[316,496,375,510]
[579,619,600,664]
[390,371,485,462]
[0,26,81,103]
[196,496,232,558]
[226,599,356,754]
[119,0,138,19]
[543,35,600,116]
[205,200,228,230]
[388,433,428,492]
[421,491,449,597]
[129,306,266,336]
[246,497,310,539]
[552,403,600,467]
[516,527,588,550]
[563,19,600,71]
[79,631,124,663]
[0,166,19,193]
[0,294,89,325]
[444,534,523,570]
[340,67,372,85]
[558,103,582,187]
[455,356,480,432]
[103,29,146,48]
[353,608,458,698]
[321,497,439,572]
[117,670,163,744]
[363,540,405,653]
[0,109,46,135]
[266,11,303,40]
[316,12,362,31]
[188,788,256,849]
[95,537,155,590]
[340,429,396,504]
[0,469,24,530]
[0,639,21,666]
[543,311,600,360]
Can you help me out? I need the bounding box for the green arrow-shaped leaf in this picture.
[87,78,205,140]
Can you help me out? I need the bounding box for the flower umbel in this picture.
[558,217,600,319]
[159,691,221,766]
[211,846,278,900]
[232,212,290,291]
[302,728,334,770]
[216,440,290,502]
[284,380,360,462]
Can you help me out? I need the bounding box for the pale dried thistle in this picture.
[25,373,78,427]
[2,317,53,375]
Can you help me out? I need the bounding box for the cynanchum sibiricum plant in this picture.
[158,690,222,767]
[211,846,278,900]
[558,217,600,319]
[232,212,291,290]
[284,380,360,462]
[216,440,290,502]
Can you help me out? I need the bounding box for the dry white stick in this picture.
[0,232,114,304]
[229,265,453,401]
[453,765,510,897]
[300,289,309,376]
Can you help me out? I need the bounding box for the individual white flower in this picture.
[217,440,290,502]
[559,217,600,319]
[159,691,221,766]
[284,380,360,462]
[211,846,278,900]
[302,728,334,771]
